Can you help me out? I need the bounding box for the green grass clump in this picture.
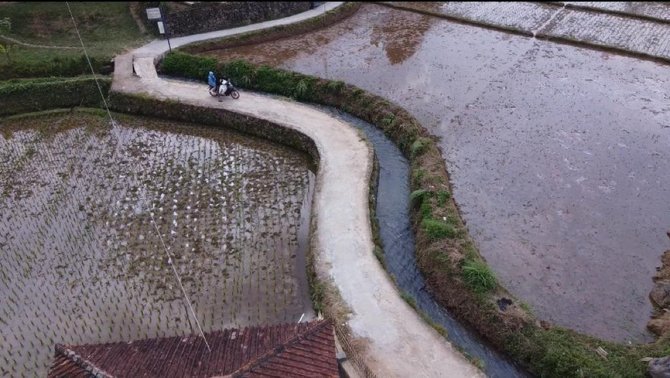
[409,189,430,204]
[410,189,434,218]
[461,259,496,294]
[421,218,456,240]
[310,281,325,315]
[326,79,344,93]
[411,168,425,187]
[437,190,451,206]
[294,79,309,99]
[505,326,657,377]
[410,137,430,157]
[381,112,395,126]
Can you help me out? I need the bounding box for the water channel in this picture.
[314,104,526,376]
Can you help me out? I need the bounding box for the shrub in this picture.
[159,51,217,80]
[421,219,456,240]
[410,137,430,157]
[462,259,496,294]
[294,79,309,99]
[437,190,451,206]
[381,112,395,126]
[326,80,344,93]
[409,189,430,205]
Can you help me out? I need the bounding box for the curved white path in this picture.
[112,4,483,377]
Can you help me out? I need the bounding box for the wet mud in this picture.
[207,3,670,343]
[0,111,315,376]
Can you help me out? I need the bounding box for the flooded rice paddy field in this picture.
[207,3,670,342]
[0,111,315,376]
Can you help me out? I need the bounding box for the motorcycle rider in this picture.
[207,71,217,94]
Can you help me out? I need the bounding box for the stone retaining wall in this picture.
[0,77,111,117]
[145,2,312,37]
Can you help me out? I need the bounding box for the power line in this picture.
[149,208,211,352]
[64,1,210,352]
[65,1,115,126]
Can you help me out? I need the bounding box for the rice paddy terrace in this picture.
[0,111,315,376]
[209,2,670,343]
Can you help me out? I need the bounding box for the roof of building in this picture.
[48,319,338,378]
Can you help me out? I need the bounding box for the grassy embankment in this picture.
[0,2,151,79]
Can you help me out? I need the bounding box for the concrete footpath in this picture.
[380,1,670,64]
[112,3,484,377]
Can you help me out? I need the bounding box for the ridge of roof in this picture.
[48,319,337,378]
[53,344,114,378]
[229,320,336,377]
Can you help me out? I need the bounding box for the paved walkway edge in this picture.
[111,3,483,377]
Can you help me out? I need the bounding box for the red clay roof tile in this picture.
[47,320,337,378]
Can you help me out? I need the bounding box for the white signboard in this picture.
[146,7,161,20]
[157,21,165,35]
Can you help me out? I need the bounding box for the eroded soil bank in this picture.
[205,3,670,343]
[0,111,315,376]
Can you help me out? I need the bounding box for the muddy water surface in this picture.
[0,111,314,377]
[208,3,670,343]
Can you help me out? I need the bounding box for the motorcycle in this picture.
[209,78,240,101]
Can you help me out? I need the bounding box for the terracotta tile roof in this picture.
[47,320,338,378]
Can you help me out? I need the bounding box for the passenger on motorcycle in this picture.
[220,78,231,95]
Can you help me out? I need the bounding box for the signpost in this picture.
[146,7,161,20]
[146,5,171,52]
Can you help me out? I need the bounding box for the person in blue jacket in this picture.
[207,71,217,94]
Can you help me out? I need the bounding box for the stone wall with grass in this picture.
[107,91,319,165]
[157,51,670,377]
[0,54,113,81]
[138,2,312,38]
[0,76,110,117]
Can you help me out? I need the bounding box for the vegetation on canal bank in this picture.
[159,50,670,377]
